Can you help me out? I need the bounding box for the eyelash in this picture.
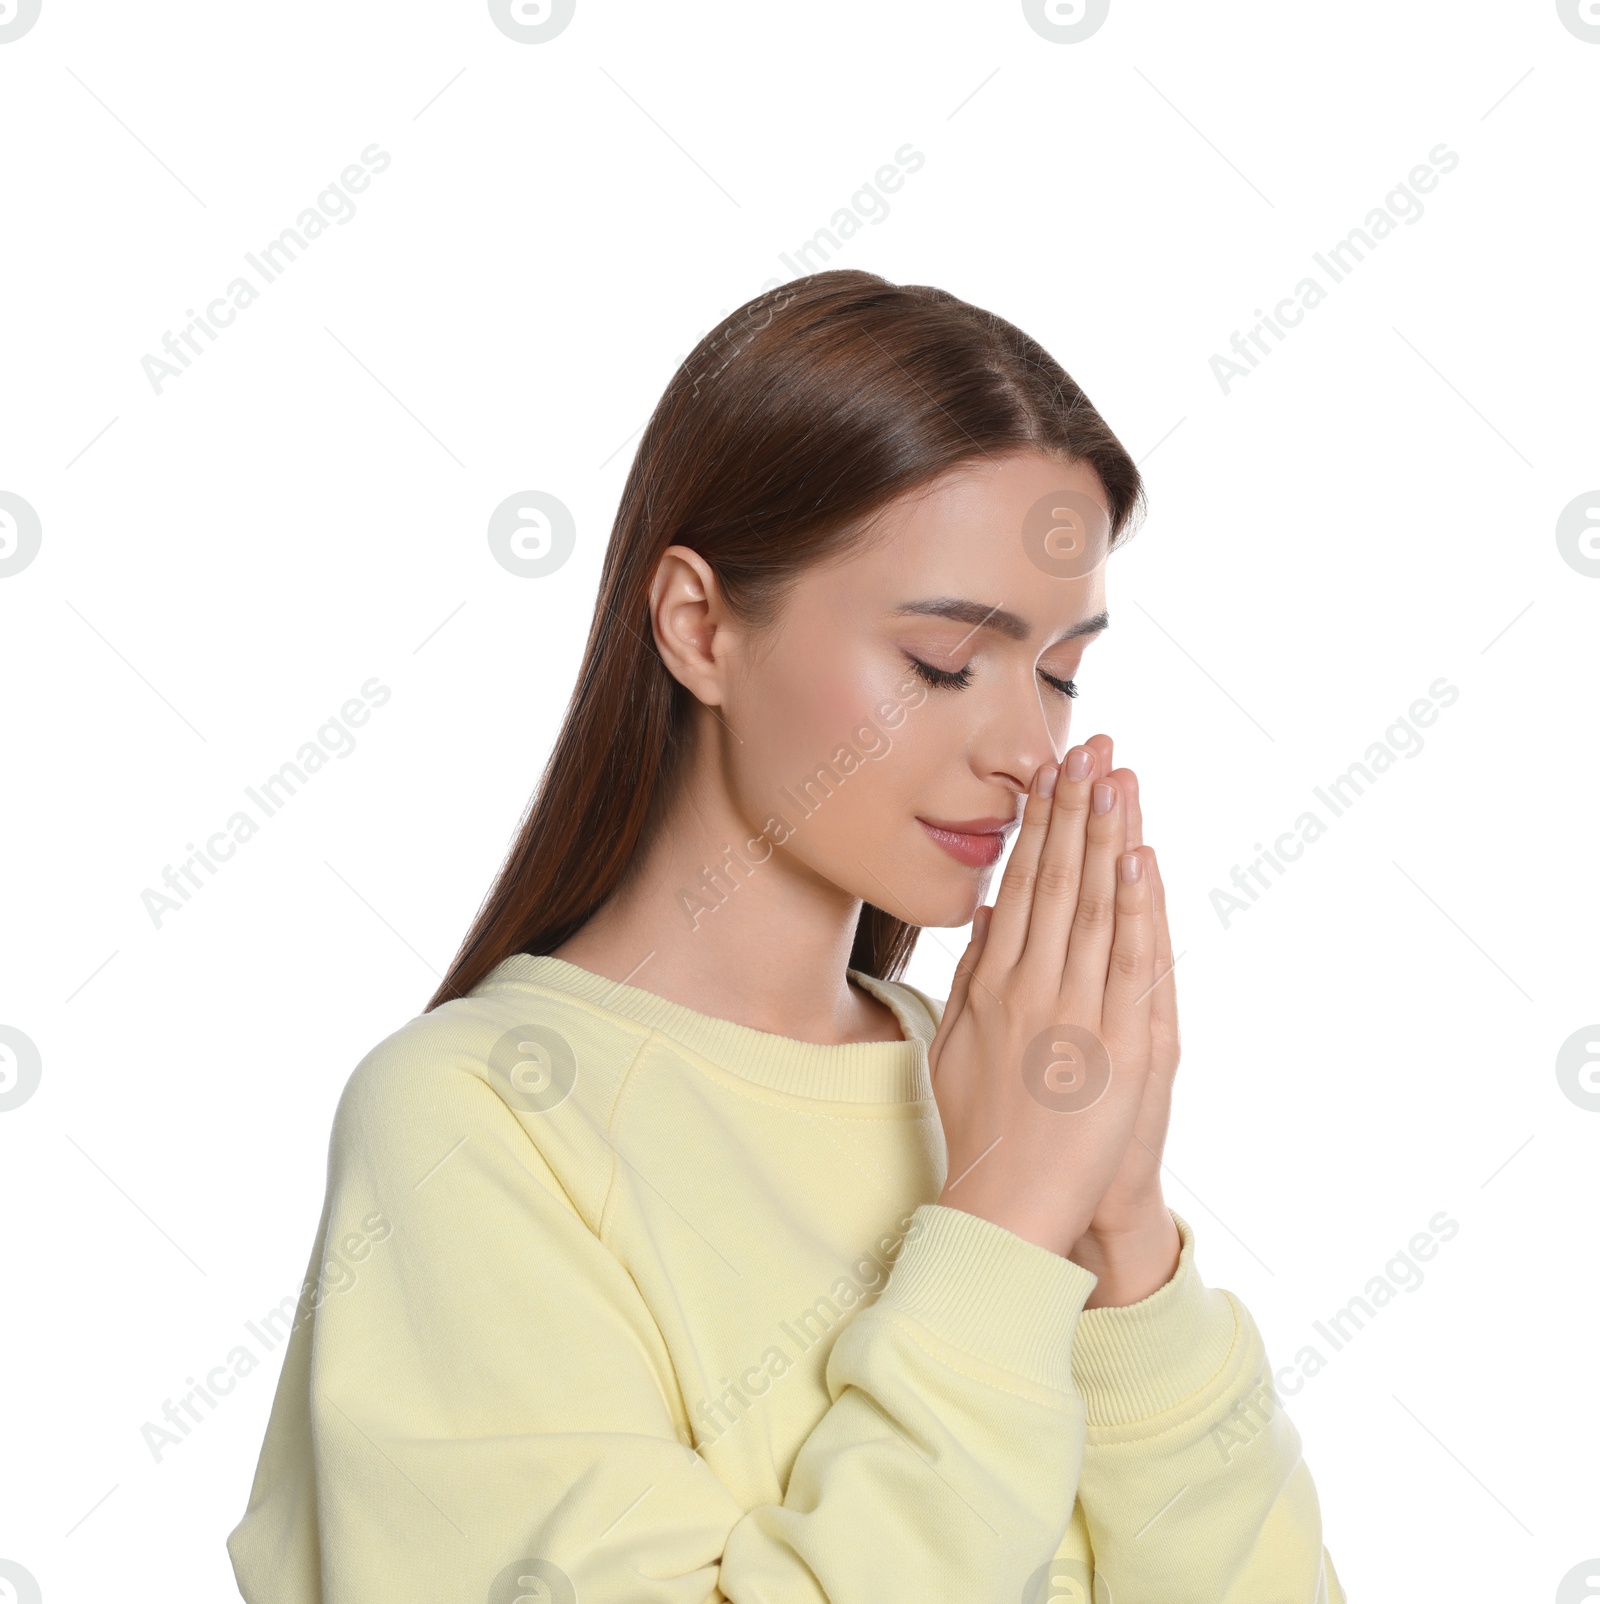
[905,655,1079,699]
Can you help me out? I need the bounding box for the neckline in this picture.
[471,952,936,1106]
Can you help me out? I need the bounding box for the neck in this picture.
[551,737,892,1045]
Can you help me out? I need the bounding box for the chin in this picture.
[906,874,993,931]
[846,836,996,929]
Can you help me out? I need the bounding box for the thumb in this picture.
[938,905,992,1038]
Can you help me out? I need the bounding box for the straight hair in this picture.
[425,269,1145,1011]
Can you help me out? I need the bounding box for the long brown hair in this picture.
[425,269,1146,1011]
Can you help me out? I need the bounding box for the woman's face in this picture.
[714,447,1112,930]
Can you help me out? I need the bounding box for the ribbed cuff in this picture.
[873,1203,1099,1394]
[1070,1212,1238,1426]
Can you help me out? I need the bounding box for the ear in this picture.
[648,545,741,708]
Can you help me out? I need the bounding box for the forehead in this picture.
[811,449,1111,629]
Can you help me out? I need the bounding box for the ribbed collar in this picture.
[473,952,936,1106]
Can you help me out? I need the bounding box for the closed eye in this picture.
[905,654,1078,699]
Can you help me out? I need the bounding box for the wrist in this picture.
[934,1191,1090,1261]
[1069,1200,1180,1308]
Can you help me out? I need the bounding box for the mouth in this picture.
[915,816,1015,869]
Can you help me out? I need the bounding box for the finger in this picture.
[1059,768,1125,1011]
[1014,741,1100,985]
[1150,848,1169,968]
[1116,765,1142,853]
[978,761,1058,972]
[1147,849,1180,1072]
[1088,734,1116,828]
[942,904,991,1027]
[1101,845,1156,1069]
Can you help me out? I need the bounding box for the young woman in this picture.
[228,270,1344,1602]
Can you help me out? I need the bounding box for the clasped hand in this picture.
[929,734,1182,1308]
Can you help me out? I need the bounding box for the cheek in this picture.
[736,647,923,826]
[760,649,896,771]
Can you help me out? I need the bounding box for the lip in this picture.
[916,814,1016,869]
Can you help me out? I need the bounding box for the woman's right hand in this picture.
[927,742,1158,1260]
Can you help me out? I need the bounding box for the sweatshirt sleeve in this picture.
[227,1044,1103,1603]
[1068,1212,1346,1603]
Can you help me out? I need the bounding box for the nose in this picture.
[975,669,1064,799]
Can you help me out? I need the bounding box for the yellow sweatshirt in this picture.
[227,953,1345,1603]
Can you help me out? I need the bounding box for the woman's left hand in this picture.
[1067,734,1184,1307]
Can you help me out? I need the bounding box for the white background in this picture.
[2,1,1596,1599]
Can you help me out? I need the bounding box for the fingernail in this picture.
[1035,762,1059,798]
[1119,852,1142,883]
[1066,747,1093,782]
[1092,782,1115,814]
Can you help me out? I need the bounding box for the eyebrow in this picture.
[892,598,1110,647]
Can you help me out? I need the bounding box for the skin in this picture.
[553,446,1181,1306]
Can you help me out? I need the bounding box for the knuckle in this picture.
[1085,805,1117,841]
[1073,890,1114,932]
[1034,859,1078,900]
[1051,786,1090,823]
[1005,861,1038,900]
[1109,941,1146,980]
[1014,811,1048,845]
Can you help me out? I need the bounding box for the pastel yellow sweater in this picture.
[227,954,1344,1602]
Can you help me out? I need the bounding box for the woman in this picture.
[228,270,1344,1602]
